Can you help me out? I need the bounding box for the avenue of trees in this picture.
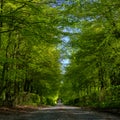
[60,0,120,108]
[0,0,62,107]
[0,0,120,109]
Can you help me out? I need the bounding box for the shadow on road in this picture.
[0,105,120,120]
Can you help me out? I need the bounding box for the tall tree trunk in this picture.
[3,21,14,106]
[0,33,10,96]
[0,63,8,95]
[98,61,106,102]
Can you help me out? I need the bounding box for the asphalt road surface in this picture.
[0,105,120,120]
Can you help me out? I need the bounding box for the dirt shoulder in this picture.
[80,107,120,116]
[0,106,39,114]
[95,108,120,116]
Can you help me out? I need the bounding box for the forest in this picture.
[0,0,120,109]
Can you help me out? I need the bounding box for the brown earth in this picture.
[0,105,39,114]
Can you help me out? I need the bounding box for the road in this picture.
[0,105,120,120]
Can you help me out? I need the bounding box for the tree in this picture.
[61,0,120,107]
[0,0,62,106]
